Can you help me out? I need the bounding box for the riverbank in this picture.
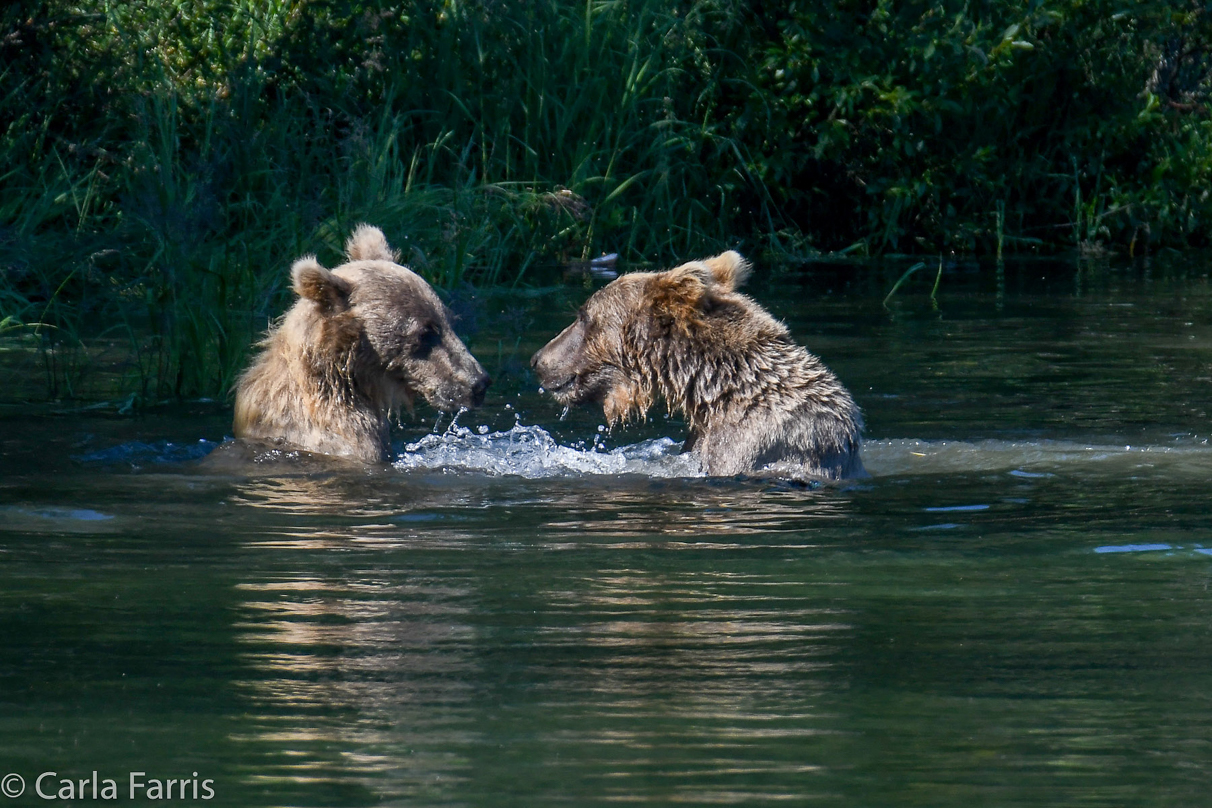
[4,0,1212,399]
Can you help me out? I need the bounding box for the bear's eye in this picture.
[413,323,442,357]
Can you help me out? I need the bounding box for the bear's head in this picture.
[530,251,757,424]
[285,224,490,413]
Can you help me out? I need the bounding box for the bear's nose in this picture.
[529,350,542,370]
[471,374,490,406]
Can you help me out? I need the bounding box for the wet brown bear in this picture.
[531,252,864,480]
[233,225,489,462]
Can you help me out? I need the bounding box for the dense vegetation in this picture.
[3,0,1212,398]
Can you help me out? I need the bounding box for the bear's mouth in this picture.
[542,374,577,395]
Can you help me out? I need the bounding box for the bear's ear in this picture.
[650,266,709,324]
[345,224,399,262]
[700,250,751,291]
[292,256,352,314]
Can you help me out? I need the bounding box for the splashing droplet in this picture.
[559,406,570,422]
[445,407,469,435]
[394,422,699,478]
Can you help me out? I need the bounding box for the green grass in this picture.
[1,0,771,399]
[3,0,1212,401]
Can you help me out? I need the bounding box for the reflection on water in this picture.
[232,571,480,802]
[3,259,1212,806]
[865,435,1212,477]
[226,518,856,804]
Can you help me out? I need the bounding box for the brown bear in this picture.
[233,225,490,462]
[530,252,864,480]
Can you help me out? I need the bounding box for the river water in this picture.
[1,258,1210,806]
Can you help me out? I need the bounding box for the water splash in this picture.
[391,430,1212,481]
[393,423,702,479]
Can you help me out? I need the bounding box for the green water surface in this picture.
[1,258,1211,807]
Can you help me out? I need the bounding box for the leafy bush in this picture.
[2,0,1212,398]
[729,0,1212,253]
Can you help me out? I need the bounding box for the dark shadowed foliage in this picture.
[2,0,1212,399]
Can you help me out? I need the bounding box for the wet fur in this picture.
[531,251,864,480]
[233,225,488,463]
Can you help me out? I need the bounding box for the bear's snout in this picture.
[470,373,490,407]
[529,344,548,371]
[530,346,573,393]
[531,319,585,394]
[438,363,490,411]
[528,346,550,376]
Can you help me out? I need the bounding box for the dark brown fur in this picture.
[233,225,489,462]
[531,252,864,480]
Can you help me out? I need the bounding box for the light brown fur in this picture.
[531,251,864,480]
[233,225,489,462]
